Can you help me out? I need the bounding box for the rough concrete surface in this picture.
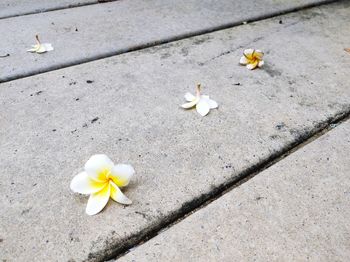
[0,0,337,82]
[0,2,350,261]
[0,0,97,19]
[119,120,350,262]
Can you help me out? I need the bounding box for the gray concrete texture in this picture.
[0,0,97,19]
[1,2,350,261]
[119,119,350,262]
[0,0,337,82]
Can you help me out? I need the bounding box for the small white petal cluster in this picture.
[27,35,54,54]
[181,84,218,116]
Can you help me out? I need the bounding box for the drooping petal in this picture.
[27,45,40,52]
[196,98,210,116]
[111,164,135,187]
[184,92,196,102]
[110,182,132,205]
[239,56,249,65]
[258,60,264,67]
[246,60,259,70]
[86,183,111,215]
[36,45,47,53]
[70,172,107,194]
[84,154,114,182]
[181,97,200,109]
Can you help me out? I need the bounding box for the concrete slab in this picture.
[119,120,350,262]
[0,2,350,261]
[0,0,97,19]
[0,0,337,82]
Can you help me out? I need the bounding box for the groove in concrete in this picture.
[0,1,120,20]
[0,0,341,84]
[104,109,350,261]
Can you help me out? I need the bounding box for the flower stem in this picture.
[196,83,201,96]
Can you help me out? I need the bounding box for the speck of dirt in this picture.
[52,129,57,132]
[86,80,94,84]
[0,238,3,243]
[82,123,88,128]
[275,122,286,130]
[91,117,99,124]
[75,98,80,101]
[69,81,77,86]
[269,134,279,140]
[75,28,79,32]
[279,20,283,24]
[30,91,43,96]
[233,82,241,86]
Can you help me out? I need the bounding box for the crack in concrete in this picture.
[87,107,350,261]
[0,0,122,20]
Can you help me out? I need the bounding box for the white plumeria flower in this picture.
[239,48,264,70]
[181,83,218,117]
[70,154,134,215]
[27,35,54,54]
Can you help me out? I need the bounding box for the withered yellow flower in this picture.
[240,49,264,70]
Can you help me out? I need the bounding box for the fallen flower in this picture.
[240,48,264,70]
[345,48,350,54]
[70,154,134,215]
[27,35,54,54]
[181,83,218,116]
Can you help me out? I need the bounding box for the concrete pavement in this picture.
[0,1,349,261]
[1,2,350,260]
[0,0,98,19]
[119,119,350,262]
[0,0,338,82]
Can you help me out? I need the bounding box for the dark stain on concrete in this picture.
[263,64,282,78]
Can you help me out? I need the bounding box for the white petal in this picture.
[110,182,132,205]
[86,184,110,215]
[258,60,264,67]
[70,172,106,194]
[84,154,114,181]
[255,50,264,59]
[27,45,39,52]
[201,96,218,109]
[184,92,196,102]
[207,99,218,109]
[244,48,254,56]
[181,97,199,109]
[196,98,210,116]
[246,60,258,70]
[239,56,249,65]
[111,164,134,187]
[42,43,54,52]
